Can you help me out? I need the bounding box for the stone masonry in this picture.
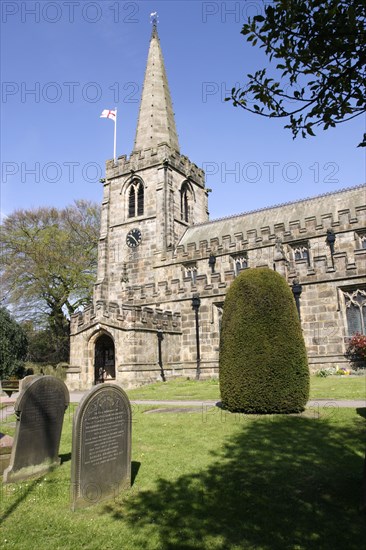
[67,24,366,390]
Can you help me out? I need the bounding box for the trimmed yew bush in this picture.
[219,268,309,413]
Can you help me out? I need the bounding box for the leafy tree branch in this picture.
[227,0,366,145]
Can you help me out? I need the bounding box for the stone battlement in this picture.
[121,245,366,307]
[105,143,205,185]
[176,184,366,252]
[70,301,181,336]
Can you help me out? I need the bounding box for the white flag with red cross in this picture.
[100,109,116,122]
[100,109,117,164]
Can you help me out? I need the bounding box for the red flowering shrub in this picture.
[345,333,366,364]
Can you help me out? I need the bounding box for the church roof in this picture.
[133,24,180,153]
[178,184,366,246]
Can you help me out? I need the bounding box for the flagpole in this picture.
[113,108,117,165]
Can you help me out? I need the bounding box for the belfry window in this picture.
[180,182,191,223]
[343,289,366,335]
[128,186,136,218]
[137,183,144,216]
[128,180,144,218]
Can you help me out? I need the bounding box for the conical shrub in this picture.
[219,268,309,413]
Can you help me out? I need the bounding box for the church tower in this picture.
[68,18,209,389]
[95,19,208,298]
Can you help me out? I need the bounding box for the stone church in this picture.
[67,24,366,390]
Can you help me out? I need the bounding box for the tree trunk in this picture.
[49,305,70,362]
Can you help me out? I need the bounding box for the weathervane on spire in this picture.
[150,11,159,30]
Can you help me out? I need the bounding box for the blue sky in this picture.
[1,0,365,220]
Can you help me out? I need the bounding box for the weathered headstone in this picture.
[3,376,69,483]
[0,434,14,476]
[71,384,131,510]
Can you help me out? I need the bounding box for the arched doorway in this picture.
[94,334,115,384]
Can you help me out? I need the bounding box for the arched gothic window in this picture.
[343,289,366,335]
[180,182,191,223]
[128,180,144,218]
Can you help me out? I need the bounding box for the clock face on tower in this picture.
[126,228,142,248]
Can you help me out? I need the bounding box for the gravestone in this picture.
[71,384,131,510]
[3,376,69,483]
[0,434,14,476]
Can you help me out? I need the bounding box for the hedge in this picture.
[219,268,309,413]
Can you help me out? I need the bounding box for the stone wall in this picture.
[69,173,366,389]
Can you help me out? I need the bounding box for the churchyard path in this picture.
[1,392,365,422]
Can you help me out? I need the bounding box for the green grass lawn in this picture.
[1,404,365,550]
[127,376,221,401]
[310,375,366,400]
[126,375,366,402]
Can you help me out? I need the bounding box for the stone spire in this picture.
[133,20,180,153]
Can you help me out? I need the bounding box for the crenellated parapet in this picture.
[105,143,205,186]
[168,232,366,269]
[119,209,366,306]
[70,300,181,336]
[176,184,366,252]
[123,274,228,306]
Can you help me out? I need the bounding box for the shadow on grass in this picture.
[131,461,141,485]
[356,409,366,513]
[107,414,366,550]
[0,463,62,523]
[0,475,41,522]
[60,452,71,464]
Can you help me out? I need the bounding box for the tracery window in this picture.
[343,289,366,335]
[128,180,144,218]
[232,254,248,276]
[291,241,310,264]
[184,264,197,284]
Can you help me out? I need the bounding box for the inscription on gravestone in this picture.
[71,384,131,510]
[3,376,69,483]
